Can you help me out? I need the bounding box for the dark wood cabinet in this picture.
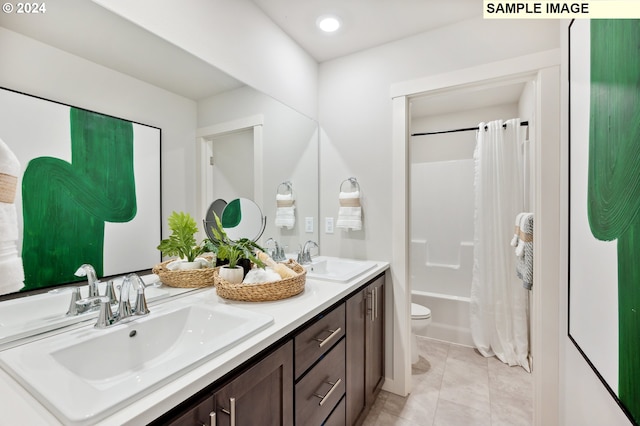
[167,394,214,426]
[153,272,385,426]
[213,340,294,426]
[365,275,385,406]
[346,274,385,425]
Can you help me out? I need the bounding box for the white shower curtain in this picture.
[470,118,530,372]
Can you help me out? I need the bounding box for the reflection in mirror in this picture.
[203,198,266,242]
[0,0,318,343]
[197,85,319,255]
[203,199,228,241]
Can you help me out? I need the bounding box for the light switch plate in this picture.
[325,217,334,234]
[305,217,314,233]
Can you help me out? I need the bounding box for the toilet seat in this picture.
[411,303,431,320]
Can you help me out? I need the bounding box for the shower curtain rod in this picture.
[411,121,529,137]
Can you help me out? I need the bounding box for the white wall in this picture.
[559,20,632,426]
[197,86,319,253]
[0,27,198,238]
[318,17,559,262]
[92,0,318,120]
[318,16,559,396]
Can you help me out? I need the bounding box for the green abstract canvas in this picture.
[0,88,161,293]
[588,19,640,425]
[21,109,137,289]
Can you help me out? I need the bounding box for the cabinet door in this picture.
[365,276,385,405]
[167,395,214,426]
[345,288,366,425]
[213,340,294,426]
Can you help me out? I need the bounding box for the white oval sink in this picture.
[0,277,168,349]
[0,292,273,425]
[304,256,377,283]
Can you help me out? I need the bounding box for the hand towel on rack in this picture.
[0,138,24,295]
[336,190,362,231]
[275,193,295,229]
[515,213,534,290]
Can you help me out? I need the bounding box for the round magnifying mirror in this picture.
[220,198,265,241]
[203,199,228,241]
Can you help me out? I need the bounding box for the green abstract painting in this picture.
[588,19,640,425]
[21,109,137,289]
[0,88,161,293]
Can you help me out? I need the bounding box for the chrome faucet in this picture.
[117,273,150,321]
[298,240,319,265]
[75,273,150,328]
[74,264,99,298]
[265,238,286,262]
[67,262,119,316]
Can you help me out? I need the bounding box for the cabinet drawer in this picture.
[295,338,346,426]
[323,395,345,426]
[295,303,345,378]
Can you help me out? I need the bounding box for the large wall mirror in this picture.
[0,0,319,300]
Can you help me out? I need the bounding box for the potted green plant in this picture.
[157,211,208,270]
[204,213,265,283]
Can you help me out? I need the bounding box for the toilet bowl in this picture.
[411,303,432,364]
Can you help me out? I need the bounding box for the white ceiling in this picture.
[250,0,483,62]
[0,0,244,100]
[0,0,484,100]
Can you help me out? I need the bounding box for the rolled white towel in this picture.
[243,267,282,284]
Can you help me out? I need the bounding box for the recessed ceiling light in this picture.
[317,15,341,33]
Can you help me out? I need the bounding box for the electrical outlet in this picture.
[325,217,334,234]
[305,217,314,233]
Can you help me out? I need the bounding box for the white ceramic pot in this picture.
[219,266,244,284]
[179,261,202,271]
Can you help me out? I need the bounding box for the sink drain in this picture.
[129,330,137,338]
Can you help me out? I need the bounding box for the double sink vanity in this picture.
[0,256,388,425]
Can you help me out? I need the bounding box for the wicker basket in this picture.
[152,256,216,288]
[214,259,306,302]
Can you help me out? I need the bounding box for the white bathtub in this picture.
[411,289,473,347]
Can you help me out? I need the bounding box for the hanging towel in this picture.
[336,190,362,231]
[510,212,525,247]
[515,213,534,290]
[275,193,295,229]
[0,138,24,295]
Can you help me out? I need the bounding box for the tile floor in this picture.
[362,336,533,426]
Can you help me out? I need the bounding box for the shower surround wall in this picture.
[411,158,475,346]
[410,103,520,347]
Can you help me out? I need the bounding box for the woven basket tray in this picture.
[214,259,306,302]
[152,256,216,288]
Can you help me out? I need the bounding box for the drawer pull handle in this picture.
[313,378,342,406]
[209,411,216,426]
[313,327,342,348]
[220,397,236,426]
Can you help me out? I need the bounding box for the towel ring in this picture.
[277,181,293,196]
[339,177,360,193]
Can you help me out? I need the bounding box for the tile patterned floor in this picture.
[363,336,533,426]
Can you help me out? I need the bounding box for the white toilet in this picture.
[411,303,432,364]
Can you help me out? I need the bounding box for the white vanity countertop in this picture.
[0,261,389,425]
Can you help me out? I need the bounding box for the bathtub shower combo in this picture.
[410,119,531,372]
